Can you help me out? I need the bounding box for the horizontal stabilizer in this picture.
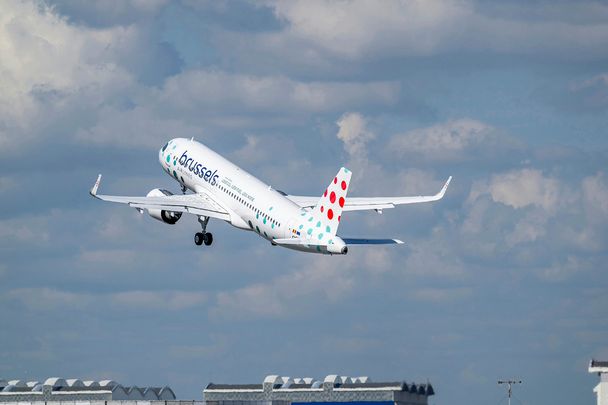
[342,238,404,245]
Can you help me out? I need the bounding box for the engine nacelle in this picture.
[146,188,182,225]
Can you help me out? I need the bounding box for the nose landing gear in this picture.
[194,216,213,247]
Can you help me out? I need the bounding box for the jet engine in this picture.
[146,188,182,225]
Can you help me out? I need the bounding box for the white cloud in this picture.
[537,255,590,282]
[3,287,207,311]
[388,118,522,162]
[210,255,372,320]
[336,112,376,162]
[79,248,139,268]
[568,73,608,112]
[169,337,229,359]
[75,104,201,148]
[334,112,388,192]
[48,0,169,27]
[269,0,472,59]
[0,0,185,151]
[404,236,466,278]
[0,216,50,244]
[487,169,560,212]
[411,287,472,303]
[110,290,207,310]
[0,0,135,147]
[505,211,548,247]
[4,288,93,311]
[265,0,608,61]
[582,172,608,216]
[158,70,399,114]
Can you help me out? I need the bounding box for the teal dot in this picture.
[308,217,313,222]
[328,239,333,245]
[263,218,266,224]
[269,206,273,211]
[316,221,321,227]
[256,213,259,219]
[271,223,275,229]
[173,159,176,166]
[301,212,306,216]
[318,233,323,239]
[298,224,303,230]
[326,225,331,233]
[166,155,170,163]
[173,170,177,178]
[307,228,312,235]
[172,145,176,150]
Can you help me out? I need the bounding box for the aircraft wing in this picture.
[288,176,452,212]
[89,175,230,220]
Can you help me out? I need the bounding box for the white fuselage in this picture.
[159,138,329,252]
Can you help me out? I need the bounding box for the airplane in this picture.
[90,138,451,255]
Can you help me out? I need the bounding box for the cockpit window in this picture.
[162,142,169,152]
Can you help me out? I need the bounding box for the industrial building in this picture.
[0,374,434,405]
[590,360,608,405]
[204,374,434,405]
[0,377,176,402]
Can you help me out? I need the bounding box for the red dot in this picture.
[327,209,334,220]
[334,177,337,184]
[341,180,347,190]
[329,191,336,203]
[338,215,341,222]
[324,189,327,197]
[339,197,344,207]
[320,206,324,213]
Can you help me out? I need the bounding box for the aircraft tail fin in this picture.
[309,167,351,237]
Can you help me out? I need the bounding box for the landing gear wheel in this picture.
[194,232,204,246]
[203,232,213,246]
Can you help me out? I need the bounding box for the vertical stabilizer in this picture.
[308,167,351,238]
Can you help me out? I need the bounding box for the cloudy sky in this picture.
[1,1,607,404]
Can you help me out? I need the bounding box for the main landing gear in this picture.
[194,216,213,247]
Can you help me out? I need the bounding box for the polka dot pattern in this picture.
[296,167,351,243]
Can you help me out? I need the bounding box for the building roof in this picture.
[589,359,608,373]
[0,377,175,401]
[204,374,434,402]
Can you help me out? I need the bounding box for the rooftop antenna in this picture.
[498,379,522,405]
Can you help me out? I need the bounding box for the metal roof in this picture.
[0,377,175,401]
[204,374,434,399]
[591,360,608,368]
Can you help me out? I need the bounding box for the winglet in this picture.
[436,176,452,200]
[90,174,102,197]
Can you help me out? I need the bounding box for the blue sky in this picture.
[1,1,607,404]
